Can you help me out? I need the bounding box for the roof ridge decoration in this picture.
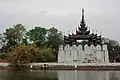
[64,9,102,46]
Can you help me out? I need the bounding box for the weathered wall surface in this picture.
[58,44,109,63]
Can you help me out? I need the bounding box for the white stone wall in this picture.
[58,44,109,63]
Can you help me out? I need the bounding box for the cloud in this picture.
[0,0,120,43]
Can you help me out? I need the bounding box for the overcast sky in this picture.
[0,0,120,42]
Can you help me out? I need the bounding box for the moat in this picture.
[0,70,120,80]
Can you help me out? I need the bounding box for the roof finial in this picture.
[80,8,85,27]
[82,8,84,22]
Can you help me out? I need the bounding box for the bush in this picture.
[0,53,7,59]
[31,48,55,62]
[8,43,39,67]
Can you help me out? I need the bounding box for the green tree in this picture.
[0,34,6,52]
[102,38,120,62]
[4,24,26,50]
[40,48,54,62]
[0,53,7,59]
[8,43,55,66]
[46,27,63,61]
[27,27,47,47]
[47,27,63,49]
[8,43,39,67]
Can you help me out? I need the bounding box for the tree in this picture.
[4,24,26,50]
[46,27,63,61]
[8,43,55,67]
[27,27,47,47]
[0,34,6,51]
[47,27,63,49]
[8,43,40,67]
[102,37,120,62]
[40,48,54,62]
[0,53,7,59]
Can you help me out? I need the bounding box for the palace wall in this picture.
[58,44,109,63]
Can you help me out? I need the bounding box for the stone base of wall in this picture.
[1,65,120,70]
[37,65,120,70]
[1,63,120,71]
[28,63,120,70]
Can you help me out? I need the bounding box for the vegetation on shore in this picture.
[0,24,63,67]
[0,24,120,68]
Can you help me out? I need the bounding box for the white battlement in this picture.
[58,44,109,63]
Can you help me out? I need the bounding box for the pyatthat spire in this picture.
[82,8,84,22]
[80,8,86,28]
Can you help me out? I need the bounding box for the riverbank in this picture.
[1,62,120,70]
[28,63,120,70]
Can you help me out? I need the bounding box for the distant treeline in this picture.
[0,24,64,67]
[0,24,120,67]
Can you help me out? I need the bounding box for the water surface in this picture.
[0,70,120,80]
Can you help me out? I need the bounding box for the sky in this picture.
[0,0,120,43]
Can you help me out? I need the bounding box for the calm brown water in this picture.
[0,70,120,80]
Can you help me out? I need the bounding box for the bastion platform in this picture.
[1,62,120,70]
[28,63,120,70]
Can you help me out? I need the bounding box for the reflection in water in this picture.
[109,72,120,80]
[0,70,120,80]
[58,71,120,80]
[0,70,58,80]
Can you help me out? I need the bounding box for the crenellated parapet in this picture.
[59,44,107,51]
[58,44,109,63]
